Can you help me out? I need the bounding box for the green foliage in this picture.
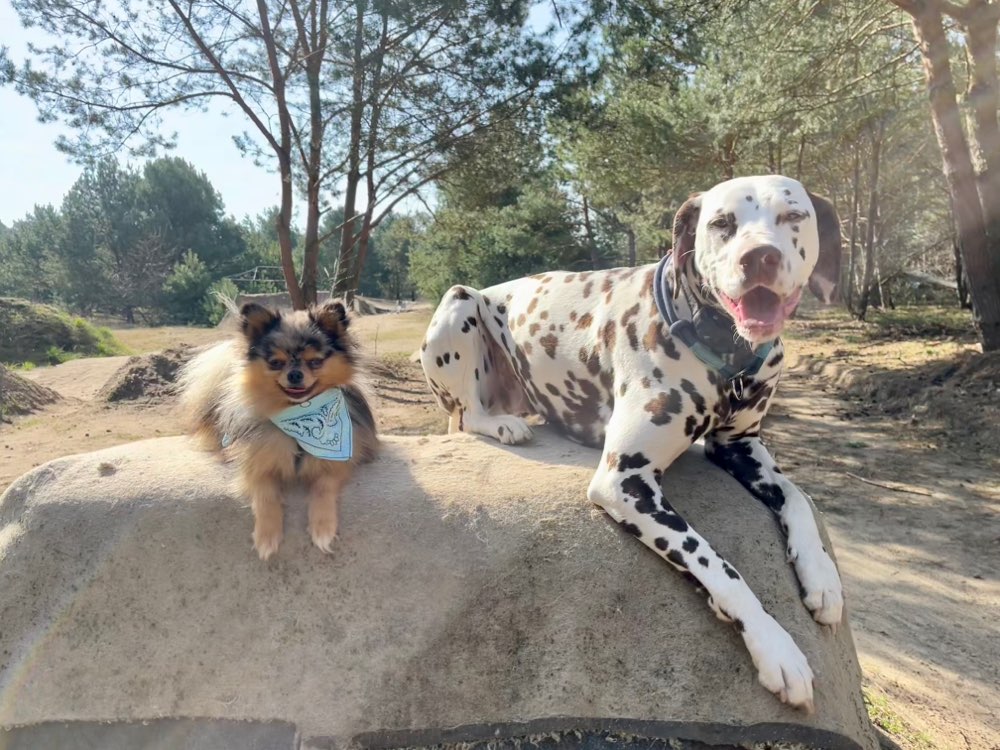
[162,251,214,324]
[0,298,127,366]
[411,179,590,302]
[358,215,420,301]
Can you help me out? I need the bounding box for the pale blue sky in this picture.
[0,0,283,226]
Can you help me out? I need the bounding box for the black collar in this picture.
[652,253,775,382]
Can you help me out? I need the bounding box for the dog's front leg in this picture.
[706,435,843,628]
[588,405,815,711]
[301,458,351,554]
[247,477,284,561]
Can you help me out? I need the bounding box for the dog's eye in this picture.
[306,359,324,370]
[783,210,807,223]
[267,358,284,370]
[708,216,731,230]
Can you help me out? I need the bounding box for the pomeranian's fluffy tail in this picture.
[177,339,241,450]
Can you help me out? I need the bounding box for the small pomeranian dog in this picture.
[179,299,377,560]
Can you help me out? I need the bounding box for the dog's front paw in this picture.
[309,515,339,554]
[744,613,815,713]
[253,524,283,561]
[495,416,532,445]
[790,543,844,628]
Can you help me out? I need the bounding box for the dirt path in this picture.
[1,314,997,749]
[21,355,131,400]
[769,365,1000,750]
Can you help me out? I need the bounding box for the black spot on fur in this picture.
[442,353,450,364]
[622,522,642,538]
[453,287,470,300]
[654,537,669,551]
[622,475,656,514]
[698,556,709,567]
[682,536,699,553]
[651,511,688,532]
[617,452,650,471]
[435,356,443,367]
[680,379,706,414]
[707,440,763,485]
[722,563,741,580]
[666,550,688,569]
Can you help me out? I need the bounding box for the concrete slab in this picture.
[0,430,878,749]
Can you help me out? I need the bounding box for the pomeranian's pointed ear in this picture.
[311,299,349,333]
[240,302,280,341]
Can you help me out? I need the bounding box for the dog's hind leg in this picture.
[421,285,533,445]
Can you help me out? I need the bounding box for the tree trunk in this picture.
[255,0,304,309]
[626,227,637,267]
[962,3,1000,233]
[906,4,1000,349]
[582,196,600,270]
[955,237,972,308]
[846,146,861,313]
[334,0,368,304]
[857,122,884,321]
[299,19,326,306]
[795,135,806,180]
[349,7,388,299]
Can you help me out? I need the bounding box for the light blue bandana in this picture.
[269,387,353,461]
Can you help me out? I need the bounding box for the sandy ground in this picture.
[2,310,998,750]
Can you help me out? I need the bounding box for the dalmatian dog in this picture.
[420,175,843,713]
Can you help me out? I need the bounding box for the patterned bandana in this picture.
[269,387,353,461]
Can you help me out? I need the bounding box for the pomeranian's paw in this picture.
[309,515,339,554]
[253,522,283,561]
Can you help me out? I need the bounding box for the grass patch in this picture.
[867,306,975,340]
[864,689,935,749]
[0,298,130,366]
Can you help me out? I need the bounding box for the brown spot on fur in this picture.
[540,333,559,358]
[576,312,593,330]
[644,390,683,425]
[600,320,616,349]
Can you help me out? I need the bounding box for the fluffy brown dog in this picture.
[179,299,377,559]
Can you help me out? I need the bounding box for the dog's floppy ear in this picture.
[806,191,842,304]
[671,193,702,294]
[311,299,350,334]
[240,302,280,341]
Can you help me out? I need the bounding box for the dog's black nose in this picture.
[739,245,781,284]
[287,368,304,385]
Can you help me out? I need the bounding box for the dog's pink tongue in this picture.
[737,287,784,325]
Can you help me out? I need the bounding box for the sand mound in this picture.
[0,364,60,419]
[97,347,195,402]
[797,350,1000,456]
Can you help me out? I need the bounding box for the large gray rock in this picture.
[0,431,877,750]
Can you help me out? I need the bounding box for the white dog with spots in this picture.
[420,175,844,712]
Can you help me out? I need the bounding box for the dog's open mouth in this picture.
[281,383,317,401]
[718,286,802,339]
